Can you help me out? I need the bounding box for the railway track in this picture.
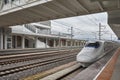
[0,47,115,80]
[0,47,81,79]
[0,47,81,56]
[0,49,80,65]
[0,53,77,77]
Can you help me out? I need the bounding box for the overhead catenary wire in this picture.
[53,21,85,32]
[53,20,97,35]
[53,15,110,40]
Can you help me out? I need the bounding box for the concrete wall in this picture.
[36,39,49,48]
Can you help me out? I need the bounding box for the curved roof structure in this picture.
[0,0,119,27]
[0,0,120,38]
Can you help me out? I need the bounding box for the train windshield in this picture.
[85,42,100,48]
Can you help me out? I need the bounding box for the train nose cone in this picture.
[77,55,92,63]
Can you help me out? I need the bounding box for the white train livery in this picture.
[76,40,116,67]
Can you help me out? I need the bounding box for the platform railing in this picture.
[24,24,50,35]
[25,24,36,33]
[0,0,51,12]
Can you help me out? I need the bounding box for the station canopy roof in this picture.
[108,10,120,39]
[0,0,120,38]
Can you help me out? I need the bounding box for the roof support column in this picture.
[21,36,25,49]
[45,37,48,48]
[4,33,7,49]
[79,42,81,47]
[15,35,17,48]
[71,40,73,47]
[77,41,79,46]
[74,41,75,46]
[61,40,62,47]
[65,40,67,47]
[0,29,3,49]
[59,38,61,48]
[54,39,56,48]
[58,32,61,49]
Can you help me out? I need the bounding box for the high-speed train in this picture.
[76,40,117,67]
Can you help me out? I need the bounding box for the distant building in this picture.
[0,21,86,49]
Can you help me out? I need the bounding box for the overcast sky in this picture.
[51,12,118,41]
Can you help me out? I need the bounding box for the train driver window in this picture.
[95,42,100,48]
[85,42,100,48]
[85,43,96,47]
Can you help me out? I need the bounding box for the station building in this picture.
[0,21,86,50]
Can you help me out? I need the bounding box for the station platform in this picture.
[111,53,120,80]
[96,48,120,80]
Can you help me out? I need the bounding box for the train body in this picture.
[76,40,116,67]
